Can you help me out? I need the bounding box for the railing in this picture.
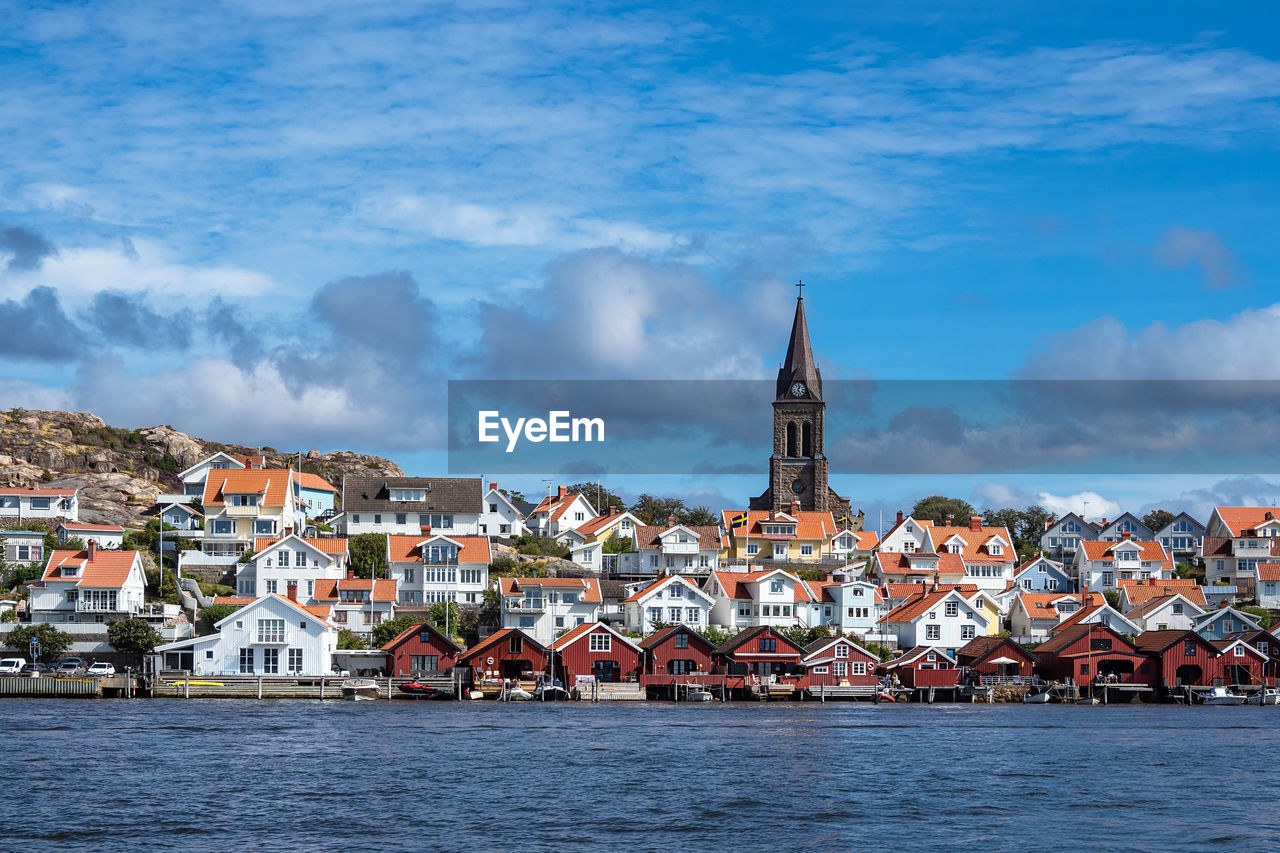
[224,505,261,517]
[256,632,286,644]
[979,675,1036,686]
[506,598,544,611]
[75,601,127,613]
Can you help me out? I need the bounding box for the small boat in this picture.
[686,688,714,702]
[501,681,532,701]
[1075,695,1099,705]
[465,688,485,700]
[1200,686,1247,706]
[172,680,224,687]
[1246,688,1280,706]
[397,681,453,700]
[533,679,569,701]
[341,678,381,701]
[876,690,896,703]
[1023,686,1054,704]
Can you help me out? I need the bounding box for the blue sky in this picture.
[3,0,1280,527]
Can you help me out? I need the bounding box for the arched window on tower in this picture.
[786,422,797,457]
[802,421,812,457]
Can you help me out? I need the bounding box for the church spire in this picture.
[777,284,822,401]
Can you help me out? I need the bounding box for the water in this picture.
[3,699,1278,852]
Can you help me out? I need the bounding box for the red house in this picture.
[884,646,959,688]
[1211,638,1268,685]
[461,628,549,680]
[713,626,806,678]
[1134,629,1220,690]
[1223,629,1280,682]
[382,620,462,677]
[640,624,715,676]
[801,635,879,688]
[955,636,1037,682]
[1034,623,1154,686]
[550,622,643,683]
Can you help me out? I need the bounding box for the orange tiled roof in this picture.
[59,522,123,532]
[212,595,255,607]
[0,487,76,496]
[1078,539,1171,566]
[1214,507,1280,537]
[41,549,140,588]
[293,471,338,493]
[621,575,705,603]
[708,569,814,602]
[528,492,587,523]
[271,593,335,625]
[928,523,1015,563]
[203,469,293,507]
[386,534,491,564]
[313,577,397,603]
[1259,563,1280,582]
[255,536,349,555]
[720,509,836,540]
[498,576,602,603]
[1121,581,1206,607]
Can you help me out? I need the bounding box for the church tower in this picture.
[750,285,851,518]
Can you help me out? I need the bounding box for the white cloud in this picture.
[1154,225,1246,289]
[971,480,1123,520]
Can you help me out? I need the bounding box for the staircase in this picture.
[595,681,646,701]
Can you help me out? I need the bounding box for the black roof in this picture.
[342,476,481,514]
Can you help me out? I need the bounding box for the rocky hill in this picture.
[0,408,403,527]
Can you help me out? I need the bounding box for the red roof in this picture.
[255,536,349,555]
[386,534,491,564]
[720,509,836,540]
[58,522,123,532]
[498,576,602,603]
[313,578,397,603]
[1258,563,1280,582]
[928,523,1015,563]
[1214,507,1280,537]
[1078,539,1172,566]
[550,621,642,652]
[380,620,460,652]
[203,469,294,507]
[528,492,587,523]
[41,549,141,588]
[0,487,76,496]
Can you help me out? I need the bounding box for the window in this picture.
[835,644,849,658]
[257,619,285,643]
[667,607,682,622]
[518,616,535,628]
[333,610,347,623]
[647,607,662,625]
[589,633,611,652]
[1184,639,1197,656]
[1224,619,1234,632]
[1235,645,1245,658]
[1172,603,1183,614]
[800,545,813,557]
[770,580,784,594]
[759,638,777,652]
[555,616,565,629]
[747,543,759,555]
[813,665,829,674]
[945,601,958,617]
[834,661,847,677]
[410,654,438,672]
[851,661,867,676]
[675,633,689,649]
[266,580,277,594]
[961,625,975,640]
[287,648,303,674]
[575,512,584,522]
[926,625,940,640]
[239,648,254,674]
[205,650,214,660]
[562,592,578,605]
[668,585,684,599]
[396,514,407,525]
[261,648,278,674]
[508,635,523,653]
[352,515,359,523]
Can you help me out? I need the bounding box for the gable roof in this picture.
[58,522,124,533]
[1258,563,1280,582]
[213,593,336,628]
[293,471,338,493]
[636,524,721,551]
[254,535,349,557]
[386,534,491,564]
[461,627,547,662]
[574,510,642,538]
[639,624,715,651]
[1195,606,1262,632]
[550,620,642,652]
[528,491,592,523]
[885,645,954,668]
[927,523,1015,562]
[714,625,806,656]
[707,569,814,602]
[40,549,141,588]
[719,509,836,540]
[1036,622,1137,656]
[380,619,461,652]
[1212,506,1280,537]
[881,589,985,625]
[313,578,397,603]
[1118,578,1205,607]
[1133,629,1215,655]
[497,576,602,603]
[621,575,713,604]
[1126,593,1205,623]
[343,476,481,514]
[1078,539,1171,565]
[203,469,294,508]
[801,634,877,664]
[955,636,1036,667]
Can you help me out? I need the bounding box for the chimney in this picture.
[286,581,298,602]
[1121,531,1132,540]
[611,505,620,516]
[1044,520,1053,531]
[347,568,355,580]
[1101,517,1107,526]
[929,576,939,593]
[791,500,800,516]
[489,481,498,492]
[668,516,676,526]
[969,515,981,532]
[558,486,567,498]
[896,510,904,525]
[87,540,97,561]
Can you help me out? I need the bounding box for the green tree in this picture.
[1142,509,1175,533]
[372,613,427,647]
[1241,605,1273,629]
[602,535,633,555]
[1102,590,1121,610]
[427,601,462,638]
[337,629,367,650]
[779,624,812,648]
[5,623,72,661]
[348,533,388,579]
[107,617,164,667]
[566,482,625,515]
[912,495,976,526]
[630,494,688,526]
[498,487,527,504]
[200,603,240,627]
[676,505,718,527]
[696,626,732,648]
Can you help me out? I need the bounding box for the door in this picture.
[593,660,617,682]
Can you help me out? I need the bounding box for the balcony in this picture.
[506,597,545,612]
[224,505,261,518]
[255,632,287,645]
[75,601,129,613]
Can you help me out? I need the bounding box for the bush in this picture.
[696,626,732,648]
[864,642,895,662]
[0,609,16,623]
[337,629,367,650]
[200,604,240,627]
[510,534,569,559]
[349,533,388,579]
[107,617,164,666]
[488,556,521,577]
[1241,605,1273,629]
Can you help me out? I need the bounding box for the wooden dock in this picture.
[0,675,141,698]
[155,674,462,700]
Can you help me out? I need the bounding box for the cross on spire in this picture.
[795,279,805,298]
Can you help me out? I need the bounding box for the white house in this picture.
[30,542,146,625]
[236,535,349,599]
[1154,512,1205,563]
[199,469,304,559]
[386,534,491,606]
[802,575,883,638]
[879,588,991,653]
[178,451,263,496]
[525,487,597,540]
[1039,512,1099,561]
[620,575,714,634]
[313,577,398,638]
[1259,563,1280,609]
[479,482,527,537]
[704,568,818,632]
[1073,535,1173,592]
[634,523,721,577]
[499,576,602,645]
[0,487,78,521]
[564,508,643,572]
[340,476,483,537]
[0,529,45,565]
[929,518,1017,593]
[1202,506,1280,589]
[154,594,337,676]
[1012,555,1073,593]
[829,529,879,564]
[1010,592,1096,641]
[56,522,124,550]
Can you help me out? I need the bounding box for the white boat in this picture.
[533,680,569,701]
[687,688,714,702]
[340,678,381,701]
[1023,686,1053,704]
[1201,686,1247,705]
[1246,688,1280,706]
[465,688,485,700]
[501,681,532,701]
[1075,696,1099,705]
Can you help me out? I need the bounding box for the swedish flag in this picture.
[730,512,749,530]
[837,514,849,526]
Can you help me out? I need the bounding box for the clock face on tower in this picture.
[790,382,806,397]
[791,478,805,494]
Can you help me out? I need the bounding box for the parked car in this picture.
[86,662,116,677]
[0,658,27,674]
[20,663,51,677]
[54,657,88,675]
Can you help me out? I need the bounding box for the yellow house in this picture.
[720,508,837,564]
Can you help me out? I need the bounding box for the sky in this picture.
[2,0,1280,529]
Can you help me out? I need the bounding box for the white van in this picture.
[0,658,27,674]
